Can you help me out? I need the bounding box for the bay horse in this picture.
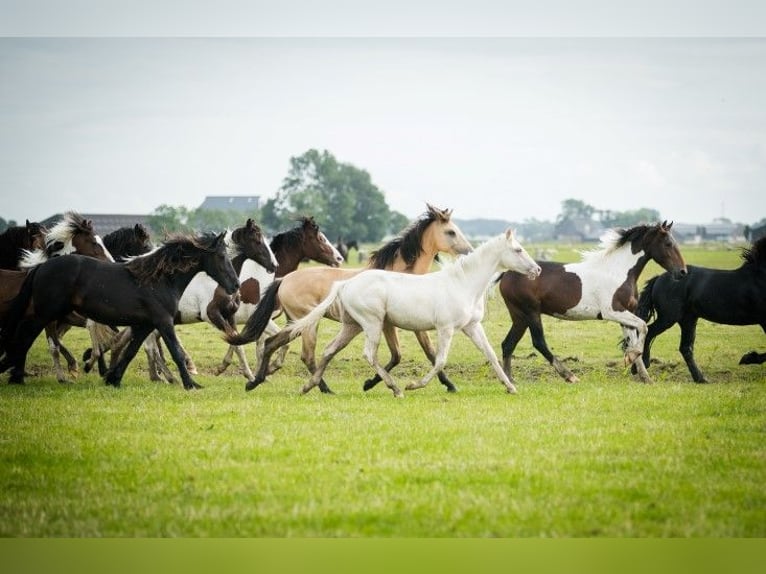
[0,233,239,389]
[497,222,687,385]
[0,220,47,270]
[227,204,474,393]
[635,235,766,382]
[285,229,541,397]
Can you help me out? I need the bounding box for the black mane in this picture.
[125,233,218,285]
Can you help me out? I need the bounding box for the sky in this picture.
[1,3,765,226]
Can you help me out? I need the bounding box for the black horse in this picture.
[0,233,239,389]
[635,236,766,382]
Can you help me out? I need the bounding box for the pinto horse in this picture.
[285,229,541,397]
[497,222,687,384]
[211,216,344,379]
[635,235,766,382]
[0,233,239,389]
[227,204,474,393]
[0,221,47,270]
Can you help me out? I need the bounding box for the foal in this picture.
[284,229,541,397]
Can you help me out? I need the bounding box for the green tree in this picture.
[147,204,191,236]
[557,198,596,222]
[262,149,392,242]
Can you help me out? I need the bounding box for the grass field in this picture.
[0,242,763,537]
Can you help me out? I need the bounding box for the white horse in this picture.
[285,229,542,397]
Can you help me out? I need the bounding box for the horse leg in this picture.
[414,330,458,393]
[528,314,578,383]
[462,322,517,394]
[361,323,403,398]
[138,330,175,383]
[45,324,71,383]
[214,345,236,375]
[104,325,153,387]
[245,323,300,391]
[678,315,707,383]
[362,322,401,392]
[623,326,653,384]
[405,328,453,392]
[739,324,766,365]
[6,319,48,384]
[500,319,529,383]
[302,322,362,395]
[299,323,334,394]
[156,323,201,390]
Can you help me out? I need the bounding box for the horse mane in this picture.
[368,207,446,269]
[45,211,93,250]
[742,235,766,266]
[103,224,152,261]
[270,216,318,253]
[125,233,218,285]
[580,223,656,261]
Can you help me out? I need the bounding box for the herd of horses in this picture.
[0,205,763,395]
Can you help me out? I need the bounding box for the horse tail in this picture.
[0,265,39,354]
[285,278,346,338]
[226,279,282,345]
[635,275,659,323]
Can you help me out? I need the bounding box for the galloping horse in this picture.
[0,212,114,382]
[211,215,344,379]
[0,220,47,270]
[227,204,474,393]
[497,222,687,384]
[0,233,239,389]
[635,235,766,382]
[285,229,541,397]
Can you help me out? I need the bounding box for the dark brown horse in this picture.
[0,220,47,270]
[635,235,766,382]
[0,233,239,389]
[497,222,687,384]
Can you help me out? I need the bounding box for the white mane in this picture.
[578,228,627,262]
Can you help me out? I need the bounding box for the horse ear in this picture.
[505,228,514,240]
[246,218,254,229]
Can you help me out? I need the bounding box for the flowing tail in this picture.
[0,265,39,360]
[283,278,346,339]
[635,275,659,323]
[226,279,282,345]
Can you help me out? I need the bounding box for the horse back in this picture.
[683,264,766,325]
[499,261,582,317]
[279,267,362,319]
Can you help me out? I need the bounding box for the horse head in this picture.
[647,221,687,279]
[298,216,344,267]
[205,232,240,295]
[423,204,473,258]
[232,218,277,273]
[500,228,541,280]
[25,220,47,251]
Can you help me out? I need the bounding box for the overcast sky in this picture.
[1,6,765,226]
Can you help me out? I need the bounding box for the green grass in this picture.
[0,243,763,537]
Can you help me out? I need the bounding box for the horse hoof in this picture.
[566,375,579,384]
[506,386,517,394]
[362,379,376,391]
[319,387,336,395]
[245,380,261,391]
[445,385,458,393]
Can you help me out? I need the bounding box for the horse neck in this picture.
[448,237,504,296]
[270,242,300,278]
[583,242,650,284]
[230,253,248,275]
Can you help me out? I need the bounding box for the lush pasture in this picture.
[0,242,763,537]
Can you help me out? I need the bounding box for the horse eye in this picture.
[515,248,522,253]
[446,230,456,237]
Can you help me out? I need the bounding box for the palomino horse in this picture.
[635,235,766,382]
[285,229,541,397]
[227,204,474,393]
[0,233,239,389]
[0,220,47,270]
[497,222,687,385]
